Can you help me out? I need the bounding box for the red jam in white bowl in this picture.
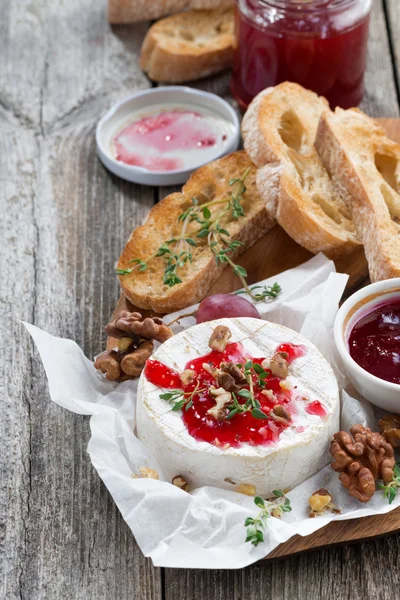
[348,298,400,385]
[112,106,234,172]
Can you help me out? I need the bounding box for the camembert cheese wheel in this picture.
[137,317,340,495]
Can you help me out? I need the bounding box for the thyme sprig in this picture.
[226,360,270,420]
[116,169,282,302]
[245,492,292,546]
[160,382,206,412]
[234,282,282,302]
[378,464,400,504]
[116,237,197,286]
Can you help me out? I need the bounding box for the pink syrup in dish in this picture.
[113,110,219,171]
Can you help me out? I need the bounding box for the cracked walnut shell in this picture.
[330,424,395,502]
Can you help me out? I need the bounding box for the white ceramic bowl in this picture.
[96,86,240,186]
[334,279,400,413]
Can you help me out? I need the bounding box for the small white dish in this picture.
[96,86,240,186]
[334,279,400,413]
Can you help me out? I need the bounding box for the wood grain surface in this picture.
[1,1,400,599]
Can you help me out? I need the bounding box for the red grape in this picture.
[196,293,261,324]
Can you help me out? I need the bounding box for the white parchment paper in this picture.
[24,253,400,569]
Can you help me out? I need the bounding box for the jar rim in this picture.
[258,0,360,12]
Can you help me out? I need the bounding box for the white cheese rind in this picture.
[137,318,340,495]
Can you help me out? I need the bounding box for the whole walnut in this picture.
[330,424,395,503]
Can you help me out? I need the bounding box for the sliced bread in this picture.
[140,8,234,83]
[242,82,361,258]
[316,108,400,281]
[117,151,275,313]
[108,0,234,24]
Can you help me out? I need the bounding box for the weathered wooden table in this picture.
[2,1,400,598]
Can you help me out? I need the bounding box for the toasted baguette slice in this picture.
[242,82,361,258]
[140,8,234,83]
[316,108,400,281]
[117,152,275,313]
[108,0,234,24]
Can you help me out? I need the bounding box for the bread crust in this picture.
[117,152,275,313]
[316,109,400,281]
[108,0,234,24]
[139,8,234,83]
[242,83,361,258]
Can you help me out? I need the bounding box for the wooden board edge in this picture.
[265,507,400,560]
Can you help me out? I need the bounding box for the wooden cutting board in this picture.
[110,118,400,560]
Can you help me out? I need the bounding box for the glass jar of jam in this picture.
[231,0,372,110]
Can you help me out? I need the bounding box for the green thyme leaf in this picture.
[226,408,240,420]
[254,496,265,508]
[217,226,230,237]
[115,268,133,275]
[234,265,247,278]
[172,400,186,411]
[251,408,269,420]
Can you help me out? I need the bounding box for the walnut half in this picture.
[379,415,400,448]
[172,475,189,491]
[309,488,340,518]
[202,361,243,394]
[208,326,232,352]
[263,352,289,379]
[181,369,196,386]
[120,340,154,377]
[94,350,122,381]
[270,405,291,424]
[220,362,247,385]
[207,387,232,421]
[106,311,172,343]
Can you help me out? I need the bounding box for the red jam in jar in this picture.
[231,0,372,110]
[348,298,400,385]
